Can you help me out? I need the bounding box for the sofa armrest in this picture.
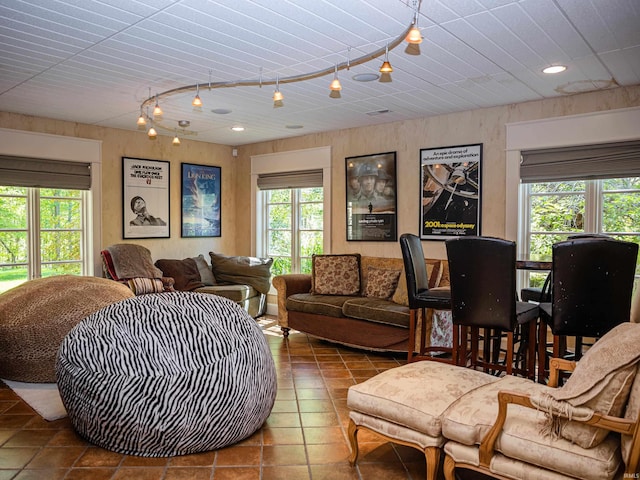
[272,274,312,329]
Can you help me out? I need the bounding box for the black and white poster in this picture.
[122,157,170,239]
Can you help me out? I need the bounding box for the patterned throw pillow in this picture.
[365,266,401,300]
[312,254,361,296]
[127,277,165,295]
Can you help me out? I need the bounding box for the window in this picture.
[262,187,323,276]
[0,186,89,293]
[520,177,640,288]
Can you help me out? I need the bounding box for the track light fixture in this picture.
[192,83,202,107]
[137,1,423,139]
[329,64,342,98]
[172,131,181,145]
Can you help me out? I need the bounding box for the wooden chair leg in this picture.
[443,455,456,480]
[425,446,441,480]
[537,320,547,383]
[347,419,359,465]
[505,331,514,375]
[527,321,536,380]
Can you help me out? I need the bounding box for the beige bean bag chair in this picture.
[0,275,133,382]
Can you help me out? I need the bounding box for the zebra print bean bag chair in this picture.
[56,291,277,457]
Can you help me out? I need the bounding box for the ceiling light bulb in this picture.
[330,78,342,91]
[379,61,393,73]
[405,25,422,44]
[273,89,284,107]
[137,114,147,128]
[192,94,202,107]
[148,126,157,138]
[153,94,162,117]
[172,135,180,145]
[543,65,567,74]
[231,126,245,132]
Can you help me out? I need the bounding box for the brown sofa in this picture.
[272,254,451,352]
[102,244,272,317]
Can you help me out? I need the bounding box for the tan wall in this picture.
[0,112,236,260]
[237,85,640,260]
[2,85,639,264]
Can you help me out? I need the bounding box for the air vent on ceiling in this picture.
[365,109,391,116]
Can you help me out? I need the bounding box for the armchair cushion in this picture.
[155,258,205,291]
[311,254,360,296]
[193,254,216,286]
[209,252,273,295]
[392,259,442,306]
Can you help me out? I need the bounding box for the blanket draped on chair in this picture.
[104,244,163,280]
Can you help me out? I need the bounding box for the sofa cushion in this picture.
[311,254,361,295]
[342,297,409,328]
[392,259,442,306]
[193,254,216,286]
[348,361,498,439]
[127,277,165,295]
[441,375,622,480]
[194,284,258,303]
[155,258,205,291]
[209,253,272,294]
[286,293,350,318]
[364,266,401,300]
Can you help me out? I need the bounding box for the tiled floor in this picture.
[0,317,486,480]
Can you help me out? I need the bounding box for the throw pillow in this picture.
[127,277,165,295]
[209,253,273,294]
[154,258,205,291]
[312,254,361,296]
[392,259,442,306]
[192,254,216,286]
[364,266,401,300]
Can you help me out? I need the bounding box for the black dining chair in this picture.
[537,236,639,381]
[399,233,453,363]
[446,236,539,377]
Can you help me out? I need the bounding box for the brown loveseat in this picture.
[272,254,451,352]
[102,244,272,317]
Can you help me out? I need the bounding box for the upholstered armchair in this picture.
[442,322,640,480]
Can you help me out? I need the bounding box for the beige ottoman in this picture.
[0,275,133,382]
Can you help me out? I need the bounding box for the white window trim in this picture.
[250,146,332,257]
[0,128,102,276]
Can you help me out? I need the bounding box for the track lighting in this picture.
[136,6,425,135]
[273,76,283,108]
[153,94,162,117]
[329,64,342,98]
[192,84,202,107]
[172,132,181,145]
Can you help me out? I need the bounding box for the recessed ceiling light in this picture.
[352,73,380,82]
[231,126,245,132]
[543,65,567,74]
[285,125,304,129]
[212,108,232,114]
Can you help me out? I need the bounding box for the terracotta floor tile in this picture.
[168,450,215,467]
[306,442,351,464]
[75,447,124,467]
[262,464,311,480]
[270,399,298,413]
[303,426,346,444]
[295,388,330,400]
[0,414,34,429]
[164,466,212,480]
[121,455,170,467]
[64,467,117,480]
[261,444,307,465]
[46,429,89,447]
[262,427,304,445]
[212,466,260,480]
[310,463,362,480]
[264,412,301,428]
[111,467,165,480]
[0,430,18,445]
[215,445,261,466]
[25,446,86,469]
[13,469,67,480]
[3,430,56,447]
[300,412,340,428]
[0,447,40,469]
[297,399,334,413]
[0,471,19,480]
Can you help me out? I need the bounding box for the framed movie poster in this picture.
[122,157,170,239]
[181,163,221,237]
[420,144,482,240]
[346,151,397,241]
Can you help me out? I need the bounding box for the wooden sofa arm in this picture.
[548,357,577,387]
[272,274,312,331]
[478,389,637,468]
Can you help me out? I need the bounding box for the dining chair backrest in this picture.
[446,236,517,331]
[399,233,431,309]
[550,237,638,337]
